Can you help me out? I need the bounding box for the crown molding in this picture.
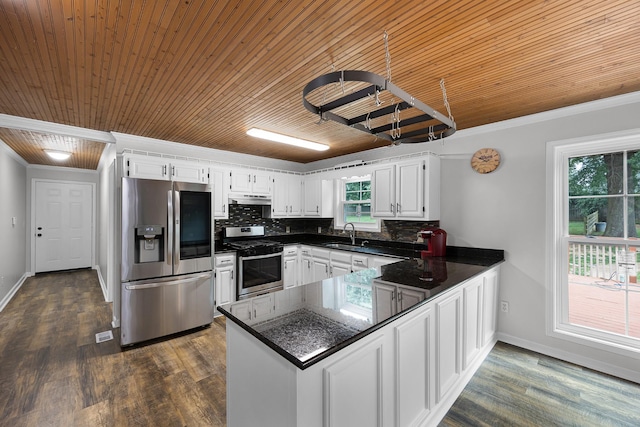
[0,113,115,143]
[0,137,28,166]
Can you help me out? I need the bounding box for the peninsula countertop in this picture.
[217,245,504,370]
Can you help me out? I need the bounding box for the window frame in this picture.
[335,175,381,232]
[547,129,640,359]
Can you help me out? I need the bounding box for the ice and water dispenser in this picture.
[136,225,164,263]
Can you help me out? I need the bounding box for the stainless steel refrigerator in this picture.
[120,177,214,346]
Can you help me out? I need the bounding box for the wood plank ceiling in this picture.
[1,0,640,169]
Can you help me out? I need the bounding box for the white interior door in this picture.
[35,181,93,273]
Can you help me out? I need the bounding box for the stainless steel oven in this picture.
[223,226,283,300]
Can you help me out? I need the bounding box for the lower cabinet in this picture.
[372,280,427,322]
[229,293,274,322]
[226,265,501,427]
[214,253,236,317]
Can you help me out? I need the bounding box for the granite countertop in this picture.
[218,245,504,370]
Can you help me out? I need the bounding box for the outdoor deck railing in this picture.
[569,242,637,280]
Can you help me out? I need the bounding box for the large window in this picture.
[336,176,380,231]
[549,134,640,357]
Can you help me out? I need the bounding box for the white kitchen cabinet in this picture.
[351,254,369,272]
[300,246,314,286]
[303,178,334,217]
[229,168,271,194]
[372,279,427,322]
[229,293,274,322]
[123,154,209,184]
[214,253,236,316]
[225,265,500,427]
[311,248,331,282]
[481,268,499,346]
[435,288,462,403]
[283,245,299,288]
[211,168,230,219]
[330,250,352,278]
[371,154,440,220]
[271,173,303,217]
[463,276,483,370]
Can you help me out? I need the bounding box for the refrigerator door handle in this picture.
[125,273,211,290]
[173,189,180,272]
[167,189,174,272]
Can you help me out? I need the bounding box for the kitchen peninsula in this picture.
[218,245,503,427]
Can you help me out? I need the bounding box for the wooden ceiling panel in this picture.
[1,0,640,167]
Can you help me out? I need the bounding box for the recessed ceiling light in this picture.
[45,150,72,161]
[247,128,329,151]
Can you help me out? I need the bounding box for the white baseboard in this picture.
[0,273,29,312]
[93,265,110,302]
[497,332,640,384]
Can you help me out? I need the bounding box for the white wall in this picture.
[97,144,117,302]
[0,141,27,311]
[306,92,640,381]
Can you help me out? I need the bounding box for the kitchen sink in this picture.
[324,242,359,251]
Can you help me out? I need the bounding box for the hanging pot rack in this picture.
[302,70,456,144]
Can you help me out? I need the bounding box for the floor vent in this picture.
[95,330,114,343]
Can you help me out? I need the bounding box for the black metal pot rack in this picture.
[303,70,456,144]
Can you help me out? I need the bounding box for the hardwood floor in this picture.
[1,270,638,426]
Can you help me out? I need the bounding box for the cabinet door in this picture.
[229,299,252,322]
[271,173,289,217]
[303,179,322,216]
[211,168,229,219]
[283,256,298,288]
[313,259,330,282]
[301,257,314,285]
[331,262,351,278]
[481,269,499,346]
[124,155,169,180]
[463,277,483,370]
[399,287,426,311]
[252,171,271,194]
[252,294,274,320]
[372,164,395,217]
[288,176,303,216]
[215,265,234,307]
[372,281,396,322]
[396,159,424,218]
[396,305,434,426]
[435,290,462,403]
[230,169,253,193]
[170,160,209,184]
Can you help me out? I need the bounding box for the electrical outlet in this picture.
[317,226,322,233]
[501,301,509,313]
[285,226,291,233]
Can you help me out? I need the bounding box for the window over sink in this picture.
[336,175,380,232]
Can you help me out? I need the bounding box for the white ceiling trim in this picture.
[0,113,115,144]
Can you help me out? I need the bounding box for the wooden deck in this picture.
[568,274,640,338]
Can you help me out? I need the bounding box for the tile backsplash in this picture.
[215,205,439,243]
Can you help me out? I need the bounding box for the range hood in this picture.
[228,193,272,206]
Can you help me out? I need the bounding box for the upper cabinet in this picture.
[211,168,230,219]
[371,155,440,220]
[123,154,209,184]
[230,168,271,194]
[303,178,334,217]
[271,173,303,217]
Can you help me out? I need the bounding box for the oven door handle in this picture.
[239,252,282,262]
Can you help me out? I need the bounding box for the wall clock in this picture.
[470,148,501,174]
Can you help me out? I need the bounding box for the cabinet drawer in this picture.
[311,247,331,260]
[215,254,235,267]
[352,255,369,268]
[330,250,352,264]
[283,245,298,256]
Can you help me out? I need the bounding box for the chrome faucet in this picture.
[343,222,356,245]
[361,240,369,247]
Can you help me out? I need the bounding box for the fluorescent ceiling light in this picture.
[45,150,72,161]
[247,128,329,151]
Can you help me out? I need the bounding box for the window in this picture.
[548,132,640,358]
[336,176,380,231]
